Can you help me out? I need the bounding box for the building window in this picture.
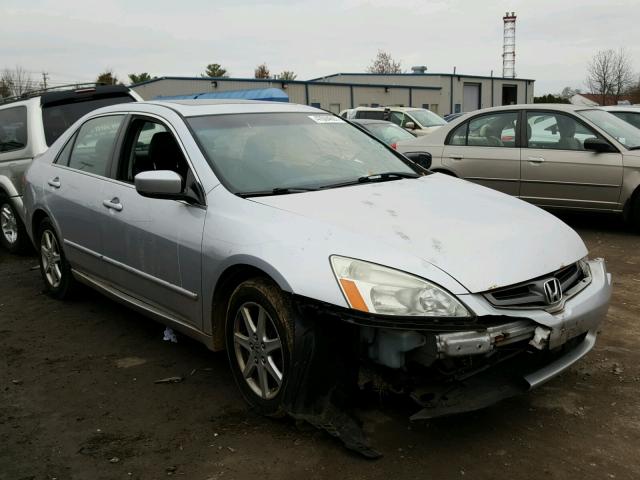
[310,102,321,108]
[422,104,429,110]
[431,104,439,113]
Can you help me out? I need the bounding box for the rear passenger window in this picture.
[0,106,28,153]
[67,115,124,176]
[467,112,518,148]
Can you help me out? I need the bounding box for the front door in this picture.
[100,116,206,329]
[45,114,125,279]
[441,110,521,196]
[520,111,623,210]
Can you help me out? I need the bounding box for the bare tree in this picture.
[1,66,37,97]
[366,50,402,74]
[586,49,636,105]
[611,48,635,102]
[254,63,271,79]
[586,50,614,105]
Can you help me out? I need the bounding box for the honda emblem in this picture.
[543,278,562,304]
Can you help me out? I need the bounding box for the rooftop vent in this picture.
[411,66,427,74]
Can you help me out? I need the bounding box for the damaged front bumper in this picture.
[292,258,612,421]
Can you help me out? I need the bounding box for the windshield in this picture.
[407,109,446,128]
[577,109,640,149]
[365,123,415,144]
[42,95,134,146]
[187,113,418,194]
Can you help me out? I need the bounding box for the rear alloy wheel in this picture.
[37,218,76,299]
[0,201,29,254]
[226,278,292,416]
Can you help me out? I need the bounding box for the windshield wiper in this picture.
[238,186,318,198]
[627,146,640,150]
[318,171,421,190]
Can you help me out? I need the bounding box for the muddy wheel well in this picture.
[210,264,276,351]
[31,209,49,238]
[431,168,457,177]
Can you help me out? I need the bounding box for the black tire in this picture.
[628,194,640,232]
[0,199,30,254]
[37,218,76,299]
[225,277,294,417]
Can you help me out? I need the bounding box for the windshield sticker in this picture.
[308,115,344,124]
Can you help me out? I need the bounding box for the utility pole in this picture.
[42,72,49,89]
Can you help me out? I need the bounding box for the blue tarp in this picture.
[155,87,289,102]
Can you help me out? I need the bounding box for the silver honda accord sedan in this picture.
[23,100,611,455]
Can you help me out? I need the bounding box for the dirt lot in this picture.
[1,212,639,480]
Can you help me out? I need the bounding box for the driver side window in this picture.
[118,118,189,184]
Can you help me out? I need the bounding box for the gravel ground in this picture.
[1,212,639,480]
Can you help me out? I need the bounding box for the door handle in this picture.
[449,155,464,160]
[527,156,545,164]
[47,177,61,188]
[103,197,123,212]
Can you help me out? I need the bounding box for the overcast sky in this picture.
[2,0,639,95]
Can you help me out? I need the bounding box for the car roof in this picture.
[349,106,424,112]
[91,99,324,117]
[461,103,602,115]
[602,105,640,112]
[351,119,397,125]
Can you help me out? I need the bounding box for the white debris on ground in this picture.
[163,327,178,343]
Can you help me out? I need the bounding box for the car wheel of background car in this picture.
[0,200,29,254]
[225,277,293,417]
[37,218,76,299]
[629,192,640,232]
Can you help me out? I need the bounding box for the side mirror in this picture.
[404,121,416,130]
[404,151,432,170]
[135,170,184,199]
[584,137,614,153]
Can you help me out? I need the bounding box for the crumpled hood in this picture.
[253,174,587,293]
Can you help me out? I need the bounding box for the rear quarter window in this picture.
[0,106,28,153]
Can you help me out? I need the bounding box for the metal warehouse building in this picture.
[132,72,534,116]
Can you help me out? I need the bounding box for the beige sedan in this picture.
[397,104,640,227]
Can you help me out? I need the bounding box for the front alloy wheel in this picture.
[233,302,285,400]
[226,278,293,416]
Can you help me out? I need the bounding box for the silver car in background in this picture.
[23,100,611,456]
[397,104,640,229]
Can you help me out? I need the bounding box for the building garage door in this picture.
[463,83,481,112]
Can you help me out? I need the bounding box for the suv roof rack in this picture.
[0,82,119,106]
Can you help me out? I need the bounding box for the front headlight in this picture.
[330,256,470,317]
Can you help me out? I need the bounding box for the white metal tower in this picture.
[502,12,516,78]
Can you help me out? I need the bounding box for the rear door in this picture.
[520,110,623,210]
[99,115,206,330]
[45,114,125,279]
[441,110,521,196]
